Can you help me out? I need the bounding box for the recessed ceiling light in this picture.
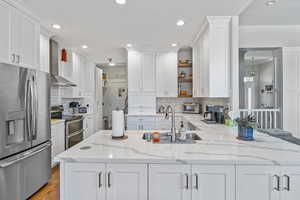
[172,43,177,47]
[115,0,126,5]
[265,0,276,6]
[81,45,88,49]
[176,20,185,26]
[52,24,61,29]
[126,44,132,48]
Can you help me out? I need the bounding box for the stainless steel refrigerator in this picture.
[0,63,51,200]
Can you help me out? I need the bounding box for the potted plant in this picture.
[236,115,257,140]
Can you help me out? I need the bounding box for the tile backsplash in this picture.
[156,97,230,113]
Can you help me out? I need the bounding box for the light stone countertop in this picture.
[56,114,300,165]
[51,119,65,125]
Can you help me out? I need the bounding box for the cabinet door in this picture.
[142,52,156,93]
[56,123,65,154]
[149,164,191,200]
[281,166,300,200]
[0,0,10,63]
[39,34,50,73]
[236,166,280,200]
[156,52,178,97]
[106,164,147,200]
[65,163,105,200]
[10,8,22,64]
[128,52,142,92]
[192,165,235,200]
[19,13,39,69]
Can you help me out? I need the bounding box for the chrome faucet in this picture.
[165,105,176,143]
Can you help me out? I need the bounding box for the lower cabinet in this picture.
[149,164,191,200]
[65,163,105,200]
[192,165,235,200]
[106,164,148,200]
[63,163,147,200]
[149,164,235,200]
[51,122,65,166]
[236,165,300,200]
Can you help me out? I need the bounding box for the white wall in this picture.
[240,25,300,48]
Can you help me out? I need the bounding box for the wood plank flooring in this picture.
[28,166,60,200]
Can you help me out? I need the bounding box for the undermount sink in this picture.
[142,131,202,144]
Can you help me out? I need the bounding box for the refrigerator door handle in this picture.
[0,142,51,168]
[25,79,32,141]
[31,76,38,140]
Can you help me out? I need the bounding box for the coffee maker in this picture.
[203,105,225,124]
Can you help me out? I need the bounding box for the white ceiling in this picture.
[240,0,300,25]
[22,0,250,63]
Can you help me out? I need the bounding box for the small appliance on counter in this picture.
[183,103,202,114]
[203,105,225,124]
[69,101,80,114]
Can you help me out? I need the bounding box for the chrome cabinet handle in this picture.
[16,55,20,64]
[273,175,280,191]
[194,173,199,190]
[108,172,111,188]
[98,172,102,188]
[283,175,290,191]
[11,54,16,63]
[185,173,189,190]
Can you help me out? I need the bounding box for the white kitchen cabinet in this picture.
[127,116,157,130]
[51,122,65,166]
[106,164,147,200]
[149,164,191,200]
[11,7,39,69]
[0,0,10,64]
[0,0,39,69]
[39,33,50,73]
[281,166,300,200]
[236,165,280,200]
[128,51,156,93]
[193,16,231,98]
[283,48,300,138]
[128,51,156,115]
[192,165,235,200]
[156,52,178,97]
[63,163,147,200]
[64,163,106,200]
[94,67,103,131]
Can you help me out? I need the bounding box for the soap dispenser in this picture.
[178,121,186,140]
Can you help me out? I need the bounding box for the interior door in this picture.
[149,164,191,200]
[31,70,50,147]
[94,67,103,131]
[106,164,147,200]
[0,64,31,159]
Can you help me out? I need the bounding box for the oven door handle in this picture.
[67,130,84,138]
[66,119,84,125]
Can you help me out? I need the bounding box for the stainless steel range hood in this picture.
[50,39,76,87]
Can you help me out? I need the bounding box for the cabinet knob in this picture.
[11,54,16,63]
[194,173,199,190]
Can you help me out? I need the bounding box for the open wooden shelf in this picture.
[178,79,192,83]
[178,63,192,68]
[178,95,193,98]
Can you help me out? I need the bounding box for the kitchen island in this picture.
[56,119,300,200]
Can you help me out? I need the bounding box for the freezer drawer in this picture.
[0,142,51,200]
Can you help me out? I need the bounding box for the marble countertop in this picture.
[56,115,300,165]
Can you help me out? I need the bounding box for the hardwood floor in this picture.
[28,166,60,200]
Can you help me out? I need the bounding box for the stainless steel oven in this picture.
[64,116,84,149]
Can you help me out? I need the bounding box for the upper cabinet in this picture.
[0,0,39,69]
[0,0,10,64]
[156,52,178,97]
[128,51,156,94]
[193,16,231,98]
[39,32,50,73]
